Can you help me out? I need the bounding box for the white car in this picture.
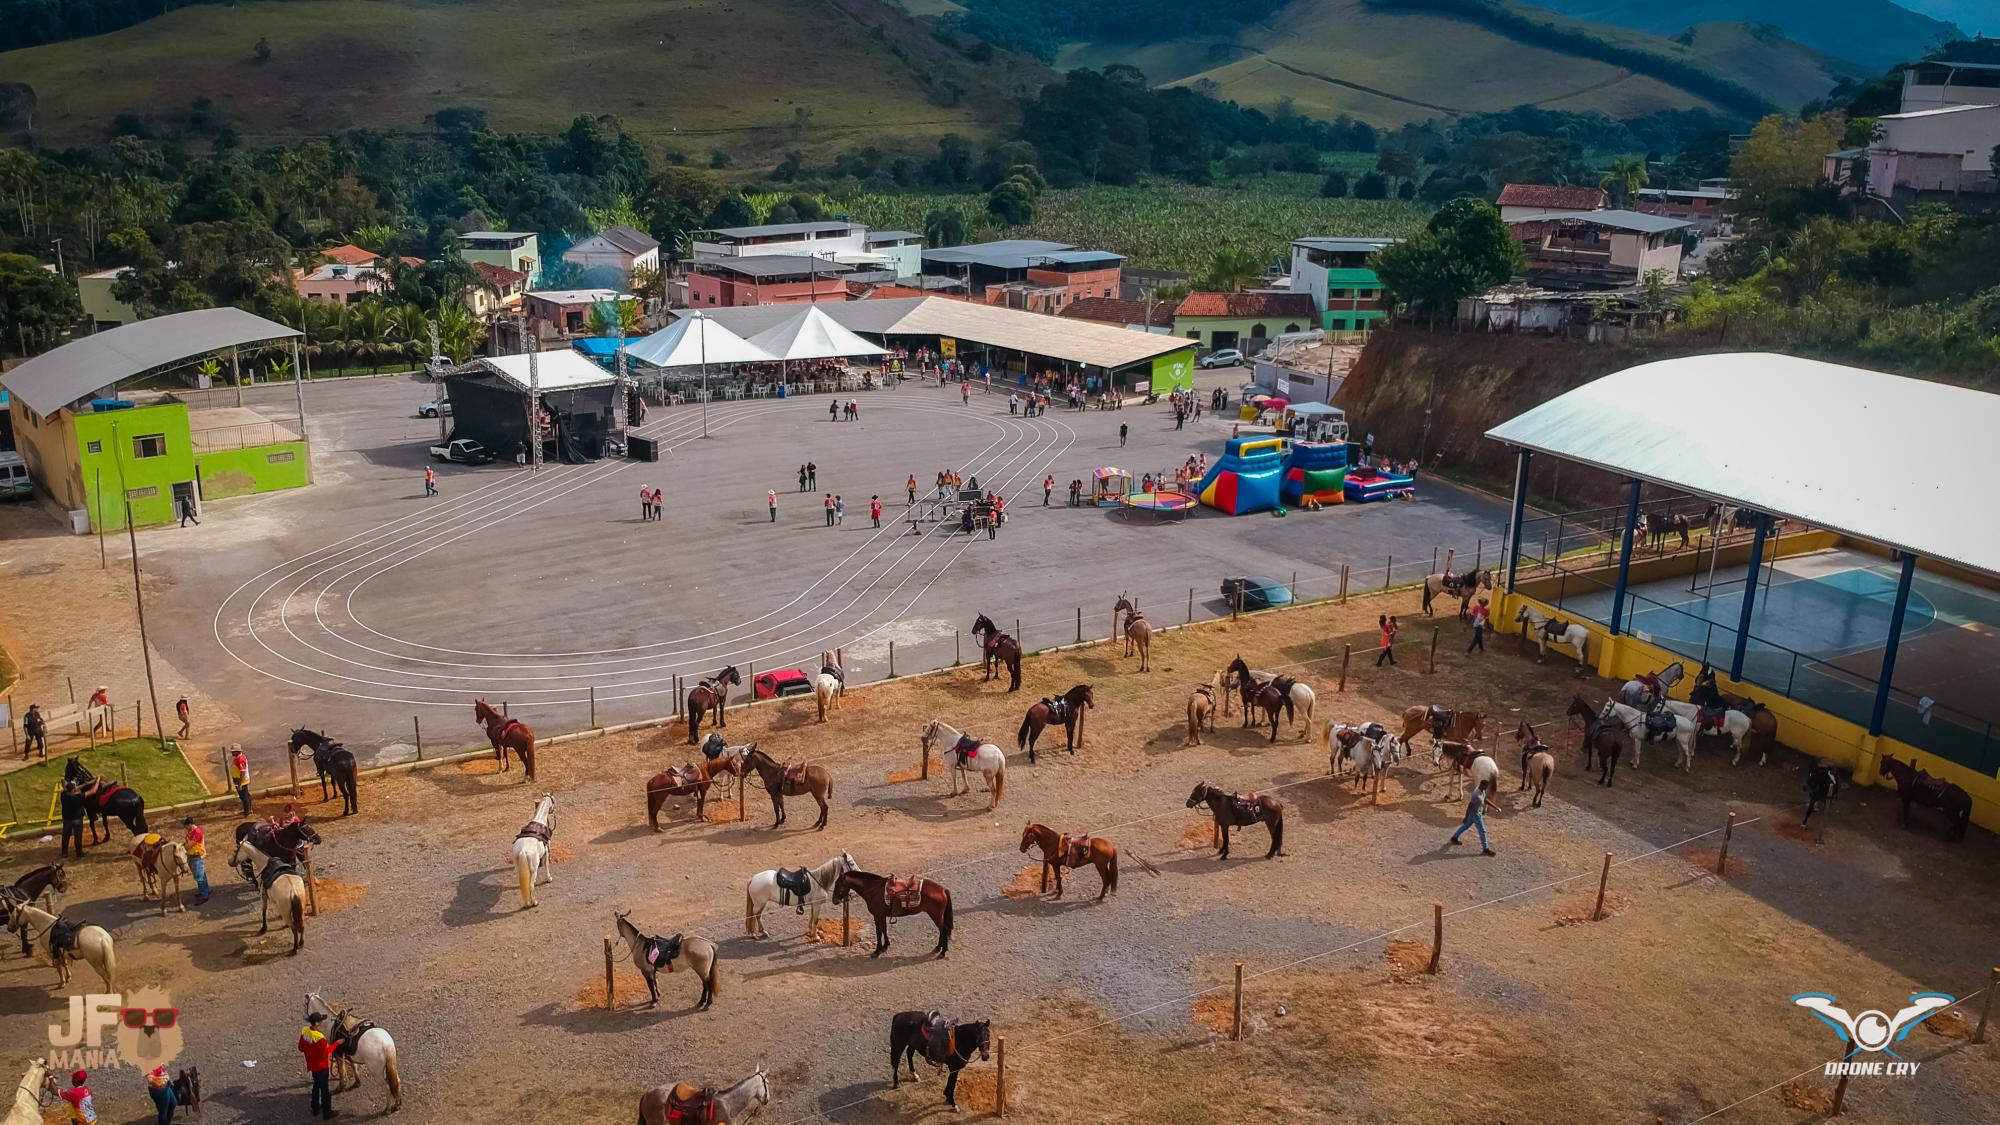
[1197,349,1244,369]
[418,400,453,418]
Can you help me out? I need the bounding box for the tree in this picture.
[1353,171,1389,199]
[347,302,395,373]
[586,298,641,337]
[1396,180,1416,201]
[1729,113,1846,225]
[436,302,486,364]
[629,263,664,301]
[0,252,82,355]
[987,180,1035,225]
[1373,197,1523,323]
[1376,146,1420,185]
[584,194,650,234]
[1600,155,1648,208]
[1203,247,1262,292]
[924,208,967,248]
[1319,171,1348,198]
[706,193,755,228]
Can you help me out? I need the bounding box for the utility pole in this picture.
[51,237,63,276]
[109,420,166,744]
[427,320,449,445]
[526,327,543,475]
[614,338,630,442]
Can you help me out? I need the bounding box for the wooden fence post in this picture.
[604,935,617,1010]
[1473,538,1483,572]
[995,1035,1007,1118]
[956,631,963,665]
[120,763,127,786]
[1431,547,1439,575]
[414,716,423,761]
[288,751,300,797]
[1338,645,1351,692]
[4,778,18,825]
[1291,570,1298,603]
[1418,903,1441,974]
[1078,607,1084,642]
[1974,967,1998,1043]
[1187,589,1193,624]
[1717,812,1736,875]
[843,899,853,948]
[1339,564,1349,603]
[302,847,319,916]
[1592,852,1612,921]
[1234,584,1243,620]
[1830,1072,1850,1116]
[1384,554,1392,589]
[502,700,509,718]
[589,685,597,728]
[888,643,895,677]
[1428,628,1439,674]
[1232,962,1245,1041]
[135,702,142,740]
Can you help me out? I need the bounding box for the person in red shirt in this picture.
[300,1012,336,1119]
[1467,596,1491,653]
[869,495,882,528]
[58,1069,96,1124]
[88,686,111,735]
[1043,475,1054,506]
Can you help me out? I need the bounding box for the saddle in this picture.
[920,1011,956,1065]
[1643,713,1679,741]
[952,734,983,763]
[1334,726,1362,750]
[247,822,306,862]
[516,821,553,845]
[700,733,729,761]
[665,764,703,790]
[88,782,129,809]
[1267,675,1296,701]
[1360,721,1388,742]
[1041,696,1070,724]
[886,875,925,912]
[666,1083,718,1124]
[782,762,810,792]
[1439,571,1465,595]
[1426,706,1455,739]
[644,933,684,972]
[132,835,163,868]
[1063,835,1091,868]
[1192,684,1215,702]
[258,861,297,891]
[1540,618,1571,639]
[1697,704,1729,732]
[1228,793,1264,823]
[820,664,845,685]
[331,1018,377,1060]
[697,678,724,699]
[775,866,815,911]
[47,917,81,956]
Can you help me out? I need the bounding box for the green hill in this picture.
[1526,0,1962,70]
[1050,0,1854,125]
[1,0,1047,154]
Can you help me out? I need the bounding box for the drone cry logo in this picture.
[1789,991,1953,1077]
[47,988,184,1072]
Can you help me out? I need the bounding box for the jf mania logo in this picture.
[1790,992,1954,1077]
[47,987,184,1072]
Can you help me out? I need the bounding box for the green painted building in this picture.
[74,404,197,531]
[1172,292,1319,352]
[1290,237,1399,332]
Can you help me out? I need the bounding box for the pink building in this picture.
[685,256,853,307]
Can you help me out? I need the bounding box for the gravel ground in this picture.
[5,592,1999,1124]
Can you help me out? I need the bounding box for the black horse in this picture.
[889,1011,991,1109]
[62,758,148,837]
[1804,759,1840,825]
[290,728,360,816]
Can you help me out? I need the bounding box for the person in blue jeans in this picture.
[1447,783,1496,856]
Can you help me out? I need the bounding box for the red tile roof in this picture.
[1496,184,1608,211]
[1059,297,1175,328]
[320,243,379,265]
[1173,291,1316,320]
[472,261,528,286]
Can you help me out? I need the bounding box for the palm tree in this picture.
[436,303,487,365]
[1600,156,1648,209]
[347,302,394,373]
[923,209,967,248]
[395,304,433,365]
[1203,247,1262,292]
[586,299,641,338]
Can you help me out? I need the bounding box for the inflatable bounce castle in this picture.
[1195,436,1287,515]
[1281,442,1347,507]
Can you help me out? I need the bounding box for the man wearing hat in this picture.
[229,748,252,815]
[88,685,111,736]
[299,1012,337,1118]
[183,816,209,903]
[1467,596,1491,654]
[57,1068,97,1123]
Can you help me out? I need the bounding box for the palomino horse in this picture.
[63,758,149,837]
[971,614,1023,691]
[1113,595,1153,671]
[131,836,190,914]
[228,836,308,953]
[645,750,744,830]
[920,720,1006,810]
[1434,741,1498,799]
[1397,705,1487,751]
[1691,665,1781,765]
[1186,674,1222,745]
[1598,699,1695,771]
[1327,722,1400,789]
[614,910,720,1009]
[1421,568,1489,619]
[744,851,858,939]
[639,1069,770,1125]
[3,864,68,954]
[1514,605,1590,671]
[1018,684,1094,761]
[1567,696,1630,787]
[1514,723,1556,808]
[290,728,360,815]
[473,699,537,780]
[6,903,115,989]
[834,870,954,959]
[890,1011,991,1109]
[1880,755,1972,841]
[305,990,404,1113]
[1019,822,1146,900]
[1804,759,1840,826]
[511,792,555,909]
[814,649,846,722]
[686,664,742,744]
[1186,782,1284,860]
[742,747,833,830]
[1223,657,1317,735]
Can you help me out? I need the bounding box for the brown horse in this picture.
[1644,511,1692,551]
[833,869,953,958]
[1017,684,1094,762]
[1880,754,1973,841]
[1019,822,1149,900]
[1398,705,1487,750]
[1421,568,1489,619]
[473,699,536,780]
[1236,664,1300,743]
[1691,665,1781,765]
[686,665,742,745]
[1514,722,1555,808]
[971,614,1023,692]
[1186,782,1284,860]
[741,747,832,830]
[645,752,745,830]
[1114,595,1152,671]
[1185,675,1221,745]
[1568,696,1629,786]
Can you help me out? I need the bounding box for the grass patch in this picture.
[2,739,209,828]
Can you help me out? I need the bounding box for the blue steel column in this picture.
[1729,514,1770,680]
[1504,449,1532,592]
[1607,479,1641,636]
[1867,551,1918,737]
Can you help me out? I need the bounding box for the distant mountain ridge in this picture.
[1523,0,1963,69]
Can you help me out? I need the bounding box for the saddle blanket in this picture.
[1063,836,1091,868]
[887,877,925,910]
[516,821,553,845]
[952,735,982,761]
[1041,697,1069,723]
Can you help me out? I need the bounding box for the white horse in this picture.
[6,903,114,990]
[306,990,403,1113]
[512,792,555,909]
[1599,700,1696,770]
[230,837,309,953]
[814,648,846,724]
[1514,605,1589,670]
[1433,742,1501,798]
[639,1068,771,1125]
[1226,666,1317,734]
[1327,723,1402,791]
[1657,699,1752,764]
[920,719,1007,810]
[744,851,857,939]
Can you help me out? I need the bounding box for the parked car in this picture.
[418,399,453,418]
[429,438,492,465]
[1220,576,1293,610]
[753,669,814,700]
[1197,348,1244,369]
[0,451,33,501]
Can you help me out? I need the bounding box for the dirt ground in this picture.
[5,589,2000,1124]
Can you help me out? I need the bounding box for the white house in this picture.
[863,230,924,278]
[690,220,872,263]
[1826,102,2000,198]
[1510,210,1691,289]
[1899,59,2000,113]
[562,225,661,290]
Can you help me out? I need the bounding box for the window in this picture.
[86,441,102,454]
[127,486,157,500]
[267,451,295,464]
[1250,323,1268,338]
[1284,323,1300,333]
[132,434,166,459]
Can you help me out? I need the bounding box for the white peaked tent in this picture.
[627,311,775,368]
[746,305,887,360]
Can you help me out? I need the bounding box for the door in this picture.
[172,480,198,515]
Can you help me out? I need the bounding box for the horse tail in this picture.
[290,891,305,936]
[381,1042,402,1108]
[745,886,758,935]
[991,764,1005,805]
[705,949,719,999]
[1421,583,1433,614]
[1017,714,1032,751]
[941,890,954,939]
[96,932,116,991]
[516,848,535,906]
[1106,849,1118,893]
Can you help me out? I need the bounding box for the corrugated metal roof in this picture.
[1292,237,1399,253]
[702,221,860,239]
[1520,209,1693,234]
[694,255,852,279]
[1485,353,2000,577]
[0,307,300,417]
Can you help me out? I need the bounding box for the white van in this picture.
[0,451,31,501]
